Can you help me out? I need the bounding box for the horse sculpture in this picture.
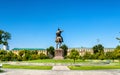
[55,28,63,49]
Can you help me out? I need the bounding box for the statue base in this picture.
[54,48,64,59]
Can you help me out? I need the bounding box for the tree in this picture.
[47,46,55,58]
[0,30,11,50]
[2,32,11,45]
[98,53,105,60]
[18,50,25,57]
[92,52,99,59]
[0,30,4,44]
[60,44,68,57]
[0,50,7,55]
[93,44,104,54]
[31,50,38,55]
[30,50,39,60]
[0,50,18,61]
[31,54,39,60]
[114,45,120,62]
[12,53,18,61]
[92,44,104,59]
[0,50,7,61]
[23,53,30,61]
[105,51,116,62]
[69,49,79,63]
[82,52,92,61]
[22,50,32,60]
[4,51,14,61]
[39,53,48,59]
[17,55,22,61]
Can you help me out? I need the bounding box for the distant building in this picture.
[67,48,114,56]
[12,48,47,55]
[12,47,115,56]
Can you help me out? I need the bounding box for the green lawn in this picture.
[68,61,120,70]
[1,60,120,70]
[3,64,52,70]
[1,59,119,64]
[23,59,88,63]
[68,65,120,70]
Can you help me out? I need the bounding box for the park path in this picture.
[52,66,70,70]
[1,69,120,75]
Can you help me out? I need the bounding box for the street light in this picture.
[116,32,120,45]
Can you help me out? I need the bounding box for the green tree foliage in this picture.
[93,44,104,54]
[0,50,18,61]
[0,30,11,46]
[60,44,68,57]
[0,30,4,44]
[12,53,18,61]
[0,50,7,61]
[92,44,104,59]
[114,45,120,62]
[105,51,116,62]
[18,50,25,57]
[98,53,105,60]
[2,32,11,45]
[17,55,22,61]
[18,50,48,60]
[69,49,79,63]
[3,51,14,61]
[22,50,32,61]
[31,50,38,55]
[92,53,99,59]
[0,50,7,55]
[30,50,39,60]
[0,49,49,61]
[39,53,48,59]
[47,46,55,58]
[31,54,39,60]
[82,52,92,60]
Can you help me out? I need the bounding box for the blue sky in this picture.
[0,0,120,49]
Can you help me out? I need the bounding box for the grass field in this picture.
[69,66,120,70]
[1,59,119,64]
[23,59,89,63]
[69,63,120,70]
[3,64,52,70]
[1,59,120,70]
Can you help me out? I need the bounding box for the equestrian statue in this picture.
[55,28,63,49]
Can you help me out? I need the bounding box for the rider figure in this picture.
[56,28,63,42]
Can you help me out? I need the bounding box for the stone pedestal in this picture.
[54,48,64,59]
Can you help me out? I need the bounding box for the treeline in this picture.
[68,44,120,63]
[0,44,120,62]
[0,50,48,61]
[0,44,68,61]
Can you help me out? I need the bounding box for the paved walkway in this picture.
[52,66,70,70]
[0,69,120,75]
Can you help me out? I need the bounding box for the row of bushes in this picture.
[66,48,120,63]
[0,50,48,61]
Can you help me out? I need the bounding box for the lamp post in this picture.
[96,39,100,45]
[116,37,120,45]
[116,32,120,45]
